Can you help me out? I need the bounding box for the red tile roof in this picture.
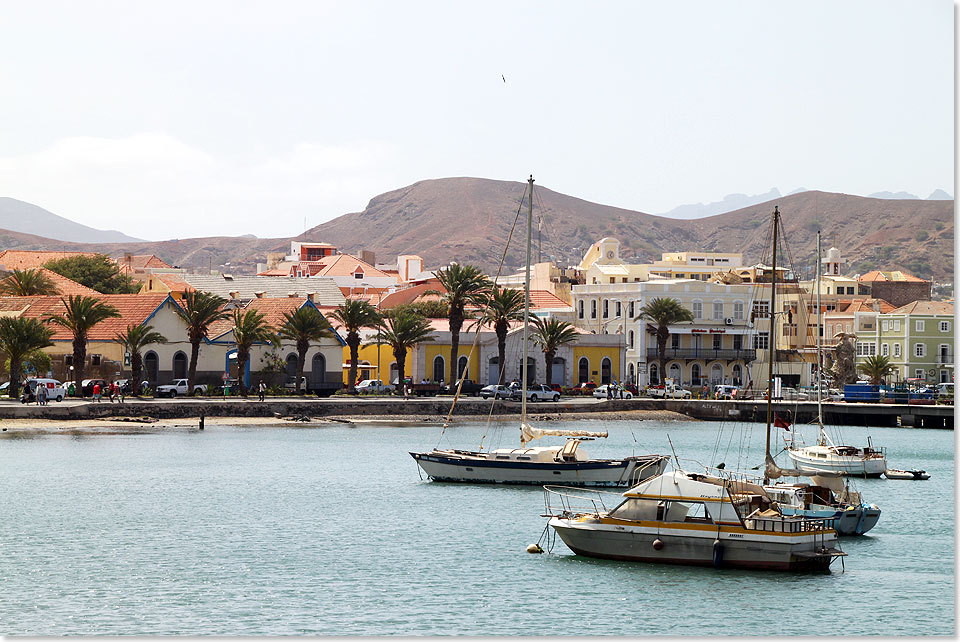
[839,298,897,314]
[889,301,954,315]
[529,289,571,310]
[36,268,101,297]
[16,294,172,341]
[0,250,99,270]
[859,270,929,283]
[295,253,397,280]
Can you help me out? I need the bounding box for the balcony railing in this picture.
[938,353,954,365]
[646,348,757,362]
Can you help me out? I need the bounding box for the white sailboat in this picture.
[785,230,888,478]
[410,176,669,486]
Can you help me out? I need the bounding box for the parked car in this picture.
[81,379,108,397]
[593,384,633,400]
[441,379,484,396]
[764,387,808,401]
[570,382,598,396]
[156,379,208,398]
[355,379,395,394]
[510,384,560,402]
[936,382,954,400]
[714,385,739,400]
[20,378,67,403]
[479,384,513,400]
[648,383,692,399]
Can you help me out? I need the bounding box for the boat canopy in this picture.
[520,423,608,446]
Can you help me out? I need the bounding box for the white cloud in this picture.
[0,133,395,240]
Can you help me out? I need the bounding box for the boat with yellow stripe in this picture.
[543,469,846,571]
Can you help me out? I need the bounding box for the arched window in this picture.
[173,351,188,379]
[144,351,159,384]
[603,300,609,319]
[457,355,468,379]
[628,330,635,349]
[627,362,635,383]
[591,300,597,319]
[578,357,589,384]
[710,363,723,385]
[488,356,500,385]
[691,363,701,385]
[601,357,612,384]
[285,353,299,378]
[649,363,660,385]
[551,357,566,387]
[668,363,681,384]
[629,301,635,318]
[311,353,326,385]
[389,362,399,385]
[518,357,536,384]
[578,300,584,319]
[615,301,622,318]
[432,355,445,383]
[732,364,742,386]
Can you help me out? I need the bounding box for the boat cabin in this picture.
[489,439,589,463]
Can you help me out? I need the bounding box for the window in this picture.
[894,319,901,331]
[671,335,680,349]
[915,343,926,358]
[591,300,597,319]
[940,321,950,333]
[91,354,102,366]
[628,330,635,349]
[846,287,855,295]
[578,357,589,384]
[713,301,723,320]
[629,301,635,318]
[856,342,876,357]
[915,369,925,380]
[753,332,769,350]
[603,300,609,319]
[578,300,584,319]
[733,335,743,351]
[615,301,622,318]
[941,370,950,383]
[675,273,685,279]
[916,320,925,332]
[712,335,721,350]
[882,320,889,331]
[733,301,744,320]
[692,301,702,319]
[881,343,889,356]
[752,301,770,317]
[894,343,902,357]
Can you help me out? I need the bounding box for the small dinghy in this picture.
[884,469,930,480]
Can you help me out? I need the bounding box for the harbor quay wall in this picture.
[0,397,950,428]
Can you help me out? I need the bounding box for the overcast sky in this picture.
[0,1,952,241]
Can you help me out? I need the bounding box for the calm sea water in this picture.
[0,416,954,636]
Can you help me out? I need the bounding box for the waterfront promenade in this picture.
[0,395,951,428]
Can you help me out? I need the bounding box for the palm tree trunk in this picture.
[238,348,249,397]
[296,342,307,395]
[657,331,668,386]
[132,353,143,396]
[73,337,86,396]
[544,349,555,386]
[394,346,405,394]
[9,356,21,399]
[347,333,360,391]
[449,311,463,384]
[496,322,507,385]
[188,338,200,392]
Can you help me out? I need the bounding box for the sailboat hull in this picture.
[549,518,841,571]
[410,451,669,486]
[787,449,887,477]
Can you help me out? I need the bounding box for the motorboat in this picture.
[763,476,881,536]
[786,434,887,478]
[411,176,668,486]
[884,468,930,480]
[544,469,846,571]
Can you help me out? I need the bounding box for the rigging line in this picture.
[436,182,527,448]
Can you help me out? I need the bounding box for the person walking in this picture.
[118,382,125,404]
[92,382,101,403]
[36,383,45,406]
[258,380,266,402]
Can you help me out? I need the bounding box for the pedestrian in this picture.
[118,382,125,404]
[92,382,101,402]
[67,381,75,398]
[258,380,266,402]
[34,382,41,405]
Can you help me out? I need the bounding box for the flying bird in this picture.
[502,74,506,83]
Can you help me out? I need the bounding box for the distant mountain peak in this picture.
[927,189,953,200]
[868,190,919,200]
[658,187,790,220]
[0,197,143,244]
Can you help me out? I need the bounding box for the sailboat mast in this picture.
[764,206,779,484]
[521,175,534,424]
[816,230,823,423]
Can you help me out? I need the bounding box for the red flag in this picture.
[774,414,791,431]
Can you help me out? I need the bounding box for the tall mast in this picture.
[764,206,779,484]
[521,175,534,426]
[816,230,824,425]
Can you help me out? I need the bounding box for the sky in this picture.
[0,1,952,241]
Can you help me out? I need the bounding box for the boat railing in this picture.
[542,485,623,518]
[743,513,834,533]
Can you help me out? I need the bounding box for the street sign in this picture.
[222,372,230,381]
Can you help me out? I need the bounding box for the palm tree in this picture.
[277,306,335,394]
[434,264,491,383]
[231,308,278,397]
[858,354,893,385]
[373,310,434,391]
[531,317,580,387]
[0,317,54,398]
[0,268,60,296]
[330,299,381,392]
[173,290,229,393]
[44,295,121,391]
[479,287,525,384]
[114,323,168,395]
[636,297,694,385]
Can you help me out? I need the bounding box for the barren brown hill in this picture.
[0,177,952,281]
[308,177,954,281]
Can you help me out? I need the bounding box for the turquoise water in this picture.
[0,418,953,635]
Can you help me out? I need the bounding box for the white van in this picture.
[23,378,66,402]
[936,382,953,399]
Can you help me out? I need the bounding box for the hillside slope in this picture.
[0,198,143,244]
